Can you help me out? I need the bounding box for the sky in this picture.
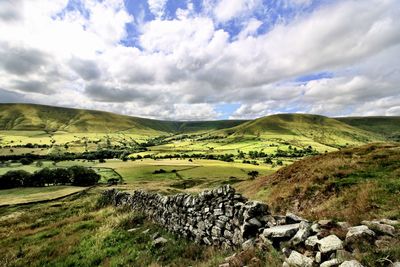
[0,0,399,121]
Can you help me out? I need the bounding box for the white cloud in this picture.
[213,0,262,23]
[237,18,263,39]
[148,0,168,18]
[1,0,400,120]
[282,0,313,7]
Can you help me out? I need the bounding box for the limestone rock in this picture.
[311,223,321,233]
[379,219,399,226]
[318,235,344,253]
[339,260,364,267]
[262,224,300,239]
[320,258,342,267]
[305,235,319,250]
[242,238,256,250]
[315,251,322,263]
[361,220,395,236]
[285,250,313,267]
[345,225,375,244]
[286,212,306,224]
[248,217,262,227]
[290,221,311,246]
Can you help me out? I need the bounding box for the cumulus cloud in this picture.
[0,0,22,21]
[148,0,168,18]
[11,80,54,94]
[0,0,399,120]
[69,57,101,81]
[213,0,262,23]
[0,45,49,75]
[84,83,162,103]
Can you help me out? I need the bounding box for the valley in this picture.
[0,104,399,266]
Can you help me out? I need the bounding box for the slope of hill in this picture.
[337,116,400,141]
[219,113,382,147]
[0,103,245,134]
[238,143,400,223]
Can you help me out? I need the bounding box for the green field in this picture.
[0,186,86,206]
[95,159,275,194]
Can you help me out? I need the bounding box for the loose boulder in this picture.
[285,250,313,267]
[318,235,343,254]
[339,260,364,267]
[262,224,300,239]
[290,221,312,246]
[361,220,395,236]
[345,226,375,245]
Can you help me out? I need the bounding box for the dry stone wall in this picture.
[101,185,271,247]
[102,185,400,266]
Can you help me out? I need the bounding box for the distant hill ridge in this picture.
[0,104,398,141]
[0,103,246,134]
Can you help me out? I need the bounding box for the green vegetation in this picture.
[0,166,100,189]
[0,188,282,267]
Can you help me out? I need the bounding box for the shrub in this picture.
[20,158,34,165]
[153,169,166,174]
[0,170,31,188]
[68,166,100,186]
[248,170,259,180]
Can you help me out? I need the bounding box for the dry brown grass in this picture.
[237,143,400,223]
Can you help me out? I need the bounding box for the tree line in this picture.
[0,166,100,189]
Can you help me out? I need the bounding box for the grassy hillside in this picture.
[238,143,400,223]
[338,116,400,141]
[1,188,283,267]
[0,103,245,134]
[219,114,382,147]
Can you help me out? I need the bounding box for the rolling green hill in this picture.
[0,103,245,134]
[337,116,400,141]
[219,113,382,147]
[0,104,396,148]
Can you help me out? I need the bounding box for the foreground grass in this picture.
[0,188,282,267]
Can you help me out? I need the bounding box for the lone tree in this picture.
[247,170,259,180]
